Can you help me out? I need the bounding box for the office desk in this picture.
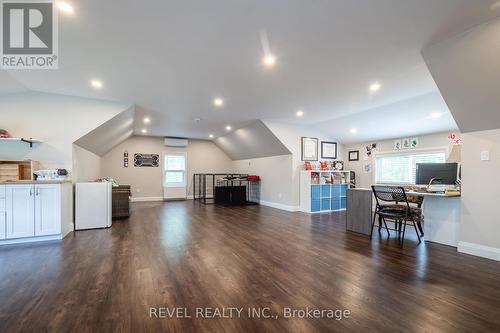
[406,191,461,247]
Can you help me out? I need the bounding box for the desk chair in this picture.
[371,186,422,248]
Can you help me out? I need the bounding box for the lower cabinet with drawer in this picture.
[0,183,73,245]
[0,185,5,240]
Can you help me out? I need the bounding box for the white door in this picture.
[163,152,187,199]
[35,184,61,236]
[6,185,35,239]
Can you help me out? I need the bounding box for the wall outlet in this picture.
[480,150,490,161]
[136,188,141,193]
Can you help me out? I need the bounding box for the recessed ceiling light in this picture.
[296,110,304,117]
[431,112,442,119]
[90,80,103,89]
[214,98,224,107]
[141,129,147,134]
[209,134,214,139]
[350,128,358,134]
[369,82,381,92]
[225,126,232,131]
[194,117,202,122]
[143,117,151,124]
[57,1,74,14]
[263,55,276,67]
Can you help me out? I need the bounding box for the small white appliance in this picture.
[34,169,68,180]
[75,182,112,230]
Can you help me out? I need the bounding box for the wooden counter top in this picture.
[0,180,72,185]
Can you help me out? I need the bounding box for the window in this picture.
[164,153,186,187]
[375,151,446,184]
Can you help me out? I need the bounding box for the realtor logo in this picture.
[1,0,58,69]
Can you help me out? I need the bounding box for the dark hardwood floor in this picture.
[1,201,500,332]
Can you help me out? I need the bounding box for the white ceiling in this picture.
[3,0,499,141]
[316,92,457,144]
[423,16,500,133]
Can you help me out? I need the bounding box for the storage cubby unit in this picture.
[300,170,350,213]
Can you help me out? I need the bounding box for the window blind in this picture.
[375,151,446,184]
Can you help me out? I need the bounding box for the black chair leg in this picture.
[381,217,390,237]
[416,221,424,237]
[370,211,377,240]
[378,215,383,232]
[411,217,422,243]
[400,219,407,248]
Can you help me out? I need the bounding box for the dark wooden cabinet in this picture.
[112,185,131,219]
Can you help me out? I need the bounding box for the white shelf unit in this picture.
[300,170,351,213]
[0,137,41,148]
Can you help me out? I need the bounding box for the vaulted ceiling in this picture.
[2,0,499,142]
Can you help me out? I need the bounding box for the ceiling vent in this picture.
[164,137,188,147]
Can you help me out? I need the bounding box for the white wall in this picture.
[0,92,129,172]
[72,144,102,182]
[344,132,456,189]
[101,136,234,199]
[214,120,290,160]
[458,128,500,260]
[264,120,345,207]
[233,155,294,209]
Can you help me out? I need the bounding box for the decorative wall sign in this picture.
[134,153,160,167]
[321,141,337,159]
[410,137,419,148]
[124,150,129,167]
[394,139,402,150]
[402,138,411,149]
[448,132,462,145]
[366,143,377,156]
[301,137,318,161]
[348,150,359,161]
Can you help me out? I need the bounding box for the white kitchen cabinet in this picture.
[35,184,61,236]
[0,185,5,239]
[1,182,73,245]
[6,184,35,239]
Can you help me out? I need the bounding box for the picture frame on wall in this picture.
[348,150,359,161]
[402,138,411,149]
[321,141,337,159]
[301,137,318,161]
[394,139,402,150]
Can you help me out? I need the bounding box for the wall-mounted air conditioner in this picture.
[164,137,188,147]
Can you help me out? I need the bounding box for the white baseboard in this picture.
[458,241,500,262]
[130,196,164,202]
[260,200,300,212]
[0,234,62,246]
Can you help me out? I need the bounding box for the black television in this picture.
[415,163,458,185]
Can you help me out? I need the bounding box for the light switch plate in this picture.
[481,150,490,161]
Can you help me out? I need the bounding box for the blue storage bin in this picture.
[311,185,320,200]
[331,198,340,210]
[321,185,330,197]
[340,197,347,209]
[340,184,348,197]
[321,198,330,210]
[311,199,321,212]
[332,184,341,198]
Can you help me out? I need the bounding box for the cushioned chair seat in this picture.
[383,204,423,223]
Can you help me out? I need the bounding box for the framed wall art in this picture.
[301,137,318,161]
[321,141,337,159]
[348,150,359,161]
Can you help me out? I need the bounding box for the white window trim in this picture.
[163,151,187,188]
[371,146,450,185]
